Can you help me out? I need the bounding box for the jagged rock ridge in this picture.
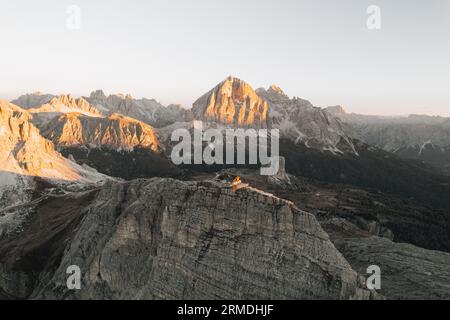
[11,92,55,109]
[29,94,103,117]
[40,112,160,152]
[86,90,192,128]
[257,86,357,154]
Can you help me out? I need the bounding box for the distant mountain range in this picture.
[326,106,450,174]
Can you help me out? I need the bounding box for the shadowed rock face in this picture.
[0,178,370,300]
[11,92,55,109]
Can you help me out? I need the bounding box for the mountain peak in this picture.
[89,89,107,101]
[256,84,289,102]
[326,105,347,115]
[224,75,241,82]
[268,84,287,96]
[192,76,268,128]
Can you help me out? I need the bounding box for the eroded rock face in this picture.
[0,178,369,299]
[40,112,160,152]
[193,77,269,128]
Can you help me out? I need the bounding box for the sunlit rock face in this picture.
[0,101,82,181]
[41,112,160,152]
[192,77,356,155]
[0,101,107,209]
[193,76,269,128]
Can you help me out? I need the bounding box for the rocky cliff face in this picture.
[193,77,269,128]
[0,178,371,300]
[40,112,160,152]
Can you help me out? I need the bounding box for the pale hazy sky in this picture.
[1,0,449,115]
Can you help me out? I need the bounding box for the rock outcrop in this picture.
[0,178,371,300]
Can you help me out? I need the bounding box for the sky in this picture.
[0,0,449,116]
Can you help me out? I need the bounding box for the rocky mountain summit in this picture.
[193,77,269,129]
[0,177,372,300]
[192,77,357,155]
